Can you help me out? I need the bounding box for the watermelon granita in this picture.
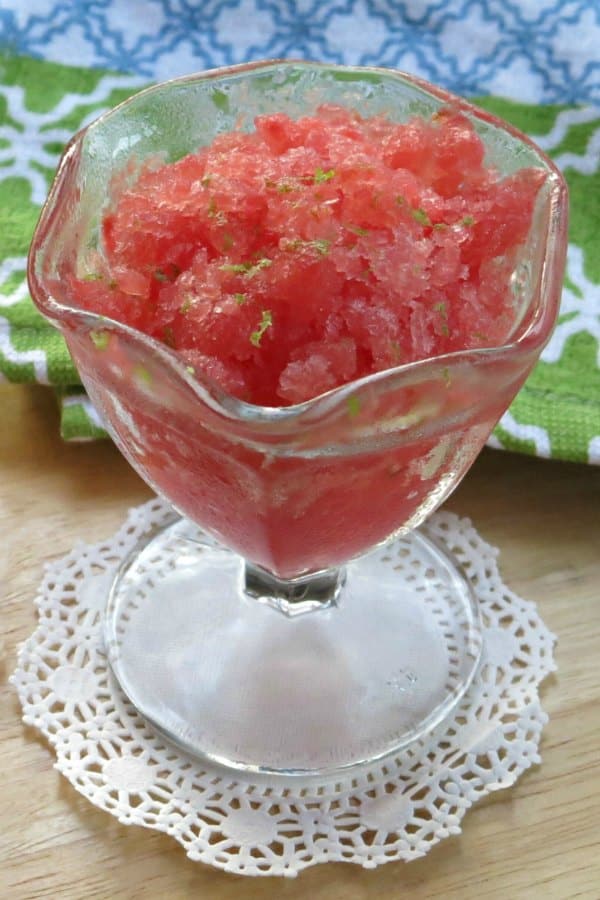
[71,105,543,406]
[57,103,548,577]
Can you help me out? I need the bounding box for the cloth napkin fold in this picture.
[0,19,598,460]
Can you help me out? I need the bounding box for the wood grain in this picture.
[1,382,599,900]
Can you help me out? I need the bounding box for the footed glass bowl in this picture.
[28,61,567,776]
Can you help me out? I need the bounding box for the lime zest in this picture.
[312,238,330,256]
[282,238,330,256]
[154,263,180,283]
[180,295,194,315]
[207,198,227,225]
[185,365,195,374]
[442,366,451,387]
[250,309,273,347]
[461,215,475,227]
[83,272,103,282]
[221,257,272,278]
[314,167,336,184]
[346,224,369,236]
[410,207,431,226]
[90,330,109,350]
[134,364,152,386]
[247,257,273,276]
[233,292,247,306]
[220,262,250,274]
[434,301,450,336]
[347,395,361,418]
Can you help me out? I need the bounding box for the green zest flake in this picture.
[185,365,195,374]
[222,233,235,250]
[163,326,175,347]
[314,167,336,184]
[411,207,431,226]
[284,237,330,256]
[250,309,273,347]
[134,364,152,386]
[221,257,272,278]
[435,302,450,336]
[395,195,405,206]
[277,181,294,193]
[461,215,475,227]
[221,262,250,274]
[248,257,273,275]
[207,201,227,226]
[347,395,361,418]
[312,238,330,256]
[252,258,271,275]
[233,292,247,305]
[473,330,489,342]
[347,224,369,236]
[180,295,193,314]
[154,263,181,283]
[433,222,448,231]
[90,330,109,350]
[442,366,451,387]
[83,272,103,282]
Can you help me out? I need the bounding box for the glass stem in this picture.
[243,562,345,617]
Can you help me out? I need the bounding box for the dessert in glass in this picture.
[28,61,567,776]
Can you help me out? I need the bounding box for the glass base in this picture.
[105,518,482,777]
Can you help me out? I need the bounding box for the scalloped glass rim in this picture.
[28,59,569,428]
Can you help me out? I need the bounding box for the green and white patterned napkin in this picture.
[1,55,598,461]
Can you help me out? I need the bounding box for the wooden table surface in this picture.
[1,382,599,900]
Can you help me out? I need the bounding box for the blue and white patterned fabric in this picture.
[1,0,598,103]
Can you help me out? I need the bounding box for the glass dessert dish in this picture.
[28,61,567,777]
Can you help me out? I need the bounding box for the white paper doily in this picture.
[11,499,556,877]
